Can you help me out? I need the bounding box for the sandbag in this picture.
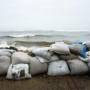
[50,42,70,54]
[0,56,10,75]
[68,59,88,75]
[87,63,90,70]
[59,53,78,60]
[29,56,48,75]
[69,44,88,58]
[6,64,31,80]
[49,55,60,62]
[31,47,53,60]
[12,52,31,65]
[48,61,70,76]
[0,49,12,57]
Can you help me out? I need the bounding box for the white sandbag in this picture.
[0,56,10,75]
[6,64,31,80]
[12,52,31,65]
[68,59,88,75]
[29,56,48,75]
[50,42,70,54]
[48,61,70,76]
[31,47,53,59]
[0,50,11,57]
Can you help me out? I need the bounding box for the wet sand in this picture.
[0,74,90,90]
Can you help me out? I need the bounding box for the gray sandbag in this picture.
[0,56,10,75]
[0,49,12,57]
[12,52,31,65]
[29,56,48,75]
[48,61,70,76]
[68,59,88,75]
[69,44,83,55]
[59,53,79,60]
[50,42,70,54]
[31,47,53,60]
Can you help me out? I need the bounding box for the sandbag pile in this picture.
[0,41,90,80]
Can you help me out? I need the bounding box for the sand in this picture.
[0,74,90,90]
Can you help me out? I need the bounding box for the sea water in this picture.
[0,30,89,47]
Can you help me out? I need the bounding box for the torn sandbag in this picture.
[6,64,31,80]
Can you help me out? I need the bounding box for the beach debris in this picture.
[50,42,70,55]
[12,52,31,65]
[48,61,70,76]
[6,64,31,80]
[0,56,10,75]
[68,59,88,75]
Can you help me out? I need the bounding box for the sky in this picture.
[0,0,90,31]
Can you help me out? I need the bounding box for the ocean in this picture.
[0,31,90,47]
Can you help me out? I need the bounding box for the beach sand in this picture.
[0,74,90,90]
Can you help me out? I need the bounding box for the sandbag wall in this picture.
[0,41,90,79]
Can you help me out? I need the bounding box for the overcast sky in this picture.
[0,0,90,31]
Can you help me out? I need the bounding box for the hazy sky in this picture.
[0,0,90,31]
